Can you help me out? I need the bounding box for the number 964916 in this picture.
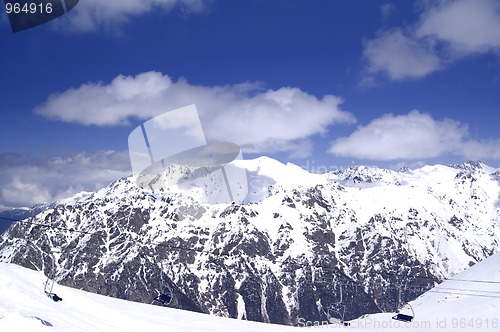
[5,2,53,14]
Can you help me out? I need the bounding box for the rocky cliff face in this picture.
[1,158,499,326]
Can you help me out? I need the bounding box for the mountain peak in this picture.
[232,157,326,189]
[325,164,401,186]
[398,166,411,173]
[449,160,485,172]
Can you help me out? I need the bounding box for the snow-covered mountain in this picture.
[1,250,499,331]
[0,157,499,326]
[326,164,402,186]
[0,203,54,234]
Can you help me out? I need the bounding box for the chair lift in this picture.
[393,304,415,323]
[152,262,173,306]
[392,285,414,323]
[327,282,350,327]
[391,223,415,323]
[44,249,62,302]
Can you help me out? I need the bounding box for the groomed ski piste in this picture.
[1,252,500,331]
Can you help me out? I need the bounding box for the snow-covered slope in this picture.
[1,251,499,331]
[0,262,297,332]
[0,158,499,326]
[352,251,500,330]
[410,250,500,325]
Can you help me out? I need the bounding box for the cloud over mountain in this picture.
[0,151,130,210]
[329,110,500,161]
[35,71,355,158]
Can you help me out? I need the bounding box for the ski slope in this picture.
[0,262,298,332]
[349,251,500,330]
[1,252,500,331]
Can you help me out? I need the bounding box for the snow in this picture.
[409,251,500,320]
[234,156,326,192]
[58,192,93,206]
[0,262,297,332]
[2,158,500,330]
[2,250,500,331]
[236,293,246,320]
[354,251,500,331]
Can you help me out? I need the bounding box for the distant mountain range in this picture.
[0,204,52,234]
[1,157,499,326]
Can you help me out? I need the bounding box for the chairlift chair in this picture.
[44,276,59,301]
[392,303,415,323]
[326,282,350,326]
[392,285,414,323]
[44,249,62,302]
[327,305,350,327]
[152,262,173,306]
[153,287,172,306]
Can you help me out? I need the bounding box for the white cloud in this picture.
[328,110,500,161]
[35,71,355,157]
[363,28,441,80]
[416,0,500,56]
[242,139,314,159]
[0,151,131,209]
[389,160,428,171]
[2,178,52,207]
[460,139,500,161]
[362,0,500,81]
[56,0,210,33]
[37,72,173,126]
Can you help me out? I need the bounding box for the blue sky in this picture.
[1,0,500,209]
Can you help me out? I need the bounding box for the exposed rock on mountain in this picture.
[1,158,499,326]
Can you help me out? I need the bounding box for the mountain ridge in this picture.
[0,157,499,326]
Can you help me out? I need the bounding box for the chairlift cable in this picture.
[431,286,500,295]
[427,290,500,299]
